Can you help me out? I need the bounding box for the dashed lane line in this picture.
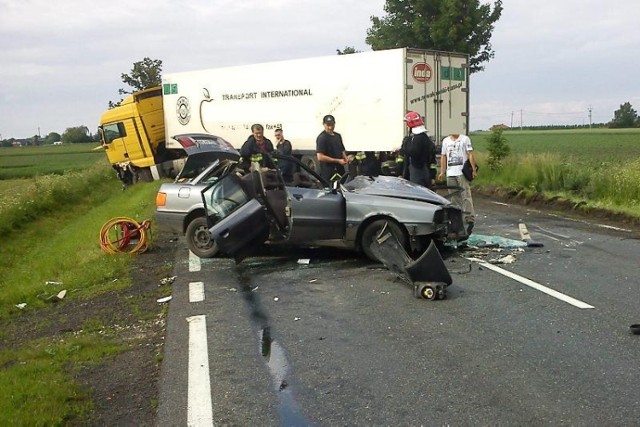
[189,282,205,303]
[186,315,213,427]
[189,251,201,272]
[466,257,595,309]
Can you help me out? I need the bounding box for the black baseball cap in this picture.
[323,114,335,124]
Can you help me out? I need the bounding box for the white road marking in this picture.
[466,257,595,309]
[186,315,213,427]
[189,282,205,303]
[189,251,201,272]
[547,213,632,232]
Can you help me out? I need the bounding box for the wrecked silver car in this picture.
[202,153,467,262]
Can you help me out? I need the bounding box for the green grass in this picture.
[0,336,124,425]
[471,128,640,165]
[0,143,106,179]
[470,128,640,218]
[0,160,162,424]
[0,166,161,320]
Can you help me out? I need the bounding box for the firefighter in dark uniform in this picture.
[400,111,437,188]
[354,151,381,176]
[316,115,348,182]
[239,124,275,170]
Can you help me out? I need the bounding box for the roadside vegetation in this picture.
[0,147,165,424]
[471,128,640,220]
[0,143,104,180]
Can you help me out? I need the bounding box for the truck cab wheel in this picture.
[186,217,218,258]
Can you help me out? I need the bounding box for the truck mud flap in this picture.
[370,232,452,289]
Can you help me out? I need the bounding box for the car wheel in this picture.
[361,219,407,262]
[186,217,218,258]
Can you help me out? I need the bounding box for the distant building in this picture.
[53,141,63,145]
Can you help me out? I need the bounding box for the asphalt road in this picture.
[157,195,640,426]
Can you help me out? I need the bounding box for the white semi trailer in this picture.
[161,47,469,171]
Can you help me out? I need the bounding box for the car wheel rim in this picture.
[193,226,212,249]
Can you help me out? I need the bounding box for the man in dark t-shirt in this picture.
[316,114,348,182]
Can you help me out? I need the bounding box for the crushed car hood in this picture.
[343,175,451,205]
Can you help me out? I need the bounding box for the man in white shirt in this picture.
[438,133,478,235]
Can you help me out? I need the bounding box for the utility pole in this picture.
[510,111,514,128]
[588,105,593,128]
[520,109,523,130]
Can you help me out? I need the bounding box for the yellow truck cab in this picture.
[99,86,183,184]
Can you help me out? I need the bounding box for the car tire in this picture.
[361,219,407,262]
[186,216,218,258]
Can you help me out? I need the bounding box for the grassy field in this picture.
[469,128,640,219]
[0,146,165,424]
[0,143,106,179]
[471,128,640,166]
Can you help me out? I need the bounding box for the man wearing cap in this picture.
[316,114,348,183]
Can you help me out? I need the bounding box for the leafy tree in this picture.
[62,126,92,144]
[486,127,509,171]
[109,57,163,108]
[609,102,638,128]
[337,46,362,55]
[366,0,503,73]
[44,132,62,144]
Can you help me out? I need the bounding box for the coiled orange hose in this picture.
[99,217,151,254]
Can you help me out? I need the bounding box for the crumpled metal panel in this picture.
[370,229,452,285]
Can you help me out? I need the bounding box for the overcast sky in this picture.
[1,0,639,139]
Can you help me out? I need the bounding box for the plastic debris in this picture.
[160,276,177,285]
[38,290,67,303]
[274,297,279,302]
[157,296,172,303]
[309,279,318,283]
[297,259,310,265]
[45,281,63,286]
[294,317,301,321]
[15,303,26,310]
[489,254,516,264]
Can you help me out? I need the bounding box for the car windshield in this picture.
[201,173,250,220]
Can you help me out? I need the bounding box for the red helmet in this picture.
[404,111,424,128]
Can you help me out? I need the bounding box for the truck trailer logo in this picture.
[176,96,191,125]
[412,63,432,83]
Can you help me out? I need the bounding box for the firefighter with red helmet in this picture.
[399,111,437,188]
